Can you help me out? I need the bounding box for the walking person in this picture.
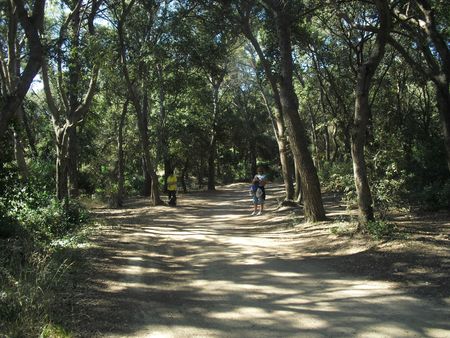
[167,169,177,206]
[250,166,268,216]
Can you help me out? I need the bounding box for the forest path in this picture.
[78,183,450,337]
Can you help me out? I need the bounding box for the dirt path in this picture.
[75,184,450,337]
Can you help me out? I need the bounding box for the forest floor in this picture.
[65,183,450,337]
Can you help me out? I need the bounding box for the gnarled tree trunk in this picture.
[0,0,45,139]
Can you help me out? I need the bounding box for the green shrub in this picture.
[1,183,89,241]
[319,161,355,193]
[371,162,410,216]
[414,179,450,211]
[364,220,397,240]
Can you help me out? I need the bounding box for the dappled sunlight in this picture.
[79,184,450,337]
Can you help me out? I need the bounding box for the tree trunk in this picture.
[351,76,375,223]
[55,127,70,201]
[260,85,294,200]
[207,135,217,190]
[278,135,294,200]
[0,0,45,139]
[68,127,79,197]
[67,6,81,198]
[324,126,331,162]
[156,63,170,189]
[116,99,128,207]
[351,0,390,224]
[273,8,326,222]
[138,89,152,197]
[308,103,320,170]
[294,163,303,204]
[243,14,294,201]
[156,64,170,180]
[207,82,220,191]
[117,19,162,205]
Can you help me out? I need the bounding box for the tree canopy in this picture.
[1,0,449,221]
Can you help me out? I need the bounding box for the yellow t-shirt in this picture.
[167,175,177,191]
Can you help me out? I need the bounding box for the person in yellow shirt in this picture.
[167,169,177,206]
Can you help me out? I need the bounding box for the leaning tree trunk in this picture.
[243,16,294,201]
[273,8,326,222]
[294,164,303,204]
[351,0,390,224]
[260,87,294,200]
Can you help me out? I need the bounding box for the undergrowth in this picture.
[0,172,91,337]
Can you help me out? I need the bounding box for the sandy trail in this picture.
[78,184,450,337]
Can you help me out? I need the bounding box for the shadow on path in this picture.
[72,184,450,337]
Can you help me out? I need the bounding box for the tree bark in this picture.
[156,63,170,189]
[117,15,163,205]
[68,127,79,197]
[207,80,221,191]
[116,99,128,207]
[139,89,152,197]
[351,0,390,224]
[268,4,326,221]
[242,12,294,200]
[260,87,294,200]
[294,163,303,204]
[67,3,82,198]
[42,50,99,201]
[55,126,70,201]
[0,0,45,139]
